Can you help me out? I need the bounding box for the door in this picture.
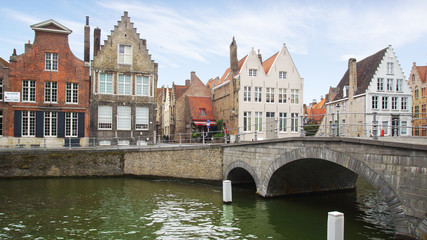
[391,115,399,136]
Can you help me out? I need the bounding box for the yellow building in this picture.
[408,63,427,136]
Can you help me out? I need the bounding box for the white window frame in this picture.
[22,111,36,137]
[279,71,287,79]
[136,75,149,96]
[243,111,252,132]
[98,106,113,130]
[244,86,251,102]
[291,113,299,132]
[291,89,299,104]
[117,106,131,130]
[401,97,408,110]
[382,96,388,110]
[372,96,378,109]
[45,52,58,71]
[401,121,407,135]
[99,73,113,94]
[0,79,3,101]
[118,44,132,65]
[22,80,36,102]
[255,112,262,132]
[254,87,262,102]
[66,83,78,104]
[65,112,78,137]
[118,74,131,95]
[136,107,149,130]
[377,78,384,91]
[266,88,274,103]
[279,112,287,132]
[391,97,398,110]
[396,79,403,92]
[382,121,389,135]
[387,62,394,74]
[387,78,393,91]
[44,111,57,137]
[279,88,287,103]
[249,69,257,77]
[44,81,57,103]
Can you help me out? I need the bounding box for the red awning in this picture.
[193,120,217,126]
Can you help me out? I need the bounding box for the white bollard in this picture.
[223,180,232,204]
[328,211,344,240]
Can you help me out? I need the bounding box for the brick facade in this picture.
[408,62,427,136]
[0,58,9,137]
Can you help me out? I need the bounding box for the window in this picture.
[44,112,57,137]
[401,121,407,135]
[98,106,112,129]
[44,82,57,103]
[401,97,408,110]
[136,107,149,130]
[266,112,275,118]
[372,96,378,109]
[279,112,287,132]
[136,75,149,96]
[0,110,2,135]
[423,104,427,116]
[66,83,78,104]
[254,112,262,131]
[382,96,388,110]
[396,79,402,92]
[254,87,262,102]
[118,74,131,95]
[387,79,393,91]
[249,69,257,77]
[415,89,419,99]
[290,89,299,104]
[266,88,274,103]
[65,112,78,137]
[382,121,388,135]
[278,88,287,103]
[279,71,287,79]
[412,74,416,82]
[99,73,113,94]
[22,111,36,136]
[343,86,349,98]
[117,106,131,130]
[422,88,426,97]
[22,80,36,102]
[243,111,251,132]
[414,106,419,118]
[45,53,58,71]
[377,78,384,91]
[391,97,398,110]
[0,79,3,100]
[291,113,299,132]
[199,108,206,116]
[118,45,132,64]
[244,86,251,102]
[387,62,393,74]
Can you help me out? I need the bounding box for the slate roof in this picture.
[333,47,387,101]
[416,66,427,83]
[187,96,215,120]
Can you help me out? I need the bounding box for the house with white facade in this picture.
[318,45,412,137]
[208,38,304,141]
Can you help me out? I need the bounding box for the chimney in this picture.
[230,37,238,77]
[93,27,101,57]
[185,79,190,87]
[84,16,90,62]
[348,58,357,99]
[257,49,262,63]
[25,40,32,53]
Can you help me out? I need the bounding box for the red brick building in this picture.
[0,57,10,137]
[5,19,90,147]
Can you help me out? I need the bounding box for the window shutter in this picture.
[57,112,65,138]
[13,110,21,137]
[78,112,85,138]
[35,111,44,137]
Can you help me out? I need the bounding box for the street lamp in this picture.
[336,103,340,137]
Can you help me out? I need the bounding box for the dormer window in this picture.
[343,86,349,98]
[199,108,206,116]
[45,53,58,71]
[118,44,132,65]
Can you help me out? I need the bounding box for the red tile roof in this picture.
[416,66,427,83]
[187,96,215,121]
[0,57,9,68]
[175,85,189,99]
[262,52,278,74]
[209,55,247,89]
[333,47,387,101]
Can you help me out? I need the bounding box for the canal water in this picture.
[0,177,395,239]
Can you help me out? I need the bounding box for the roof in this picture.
[187,96,215,121]
[209,55,247,89]
[0,57,9,68]
[30,19,72,34]
[416,66,427,83]
[262,52,278,74]
[333,47,387,101]
[175,85,189,99]
[312,98,326,109]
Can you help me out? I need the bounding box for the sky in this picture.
[1,0,426,104]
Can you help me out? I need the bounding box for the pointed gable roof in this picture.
[262,52,279,74]
[211,55,247,88]
[30,19,72,34]
[333,47,387,101]
[0,57,9,68]
[187,96,215,120]
[416,66,427,83]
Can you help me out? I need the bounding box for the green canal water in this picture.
[0,177,395,239]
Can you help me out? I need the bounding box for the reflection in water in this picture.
[0,177,394,239]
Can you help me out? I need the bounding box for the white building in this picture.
[209,38,304,141]
[318,45,412,137]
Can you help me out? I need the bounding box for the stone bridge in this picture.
[222,137,427,239]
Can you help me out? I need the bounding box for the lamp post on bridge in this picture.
[336,103,340,137]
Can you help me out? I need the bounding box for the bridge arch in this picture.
[257,146,410,237]
[224,160,260,190]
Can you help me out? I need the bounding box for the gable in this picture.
[30,19,72,34]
